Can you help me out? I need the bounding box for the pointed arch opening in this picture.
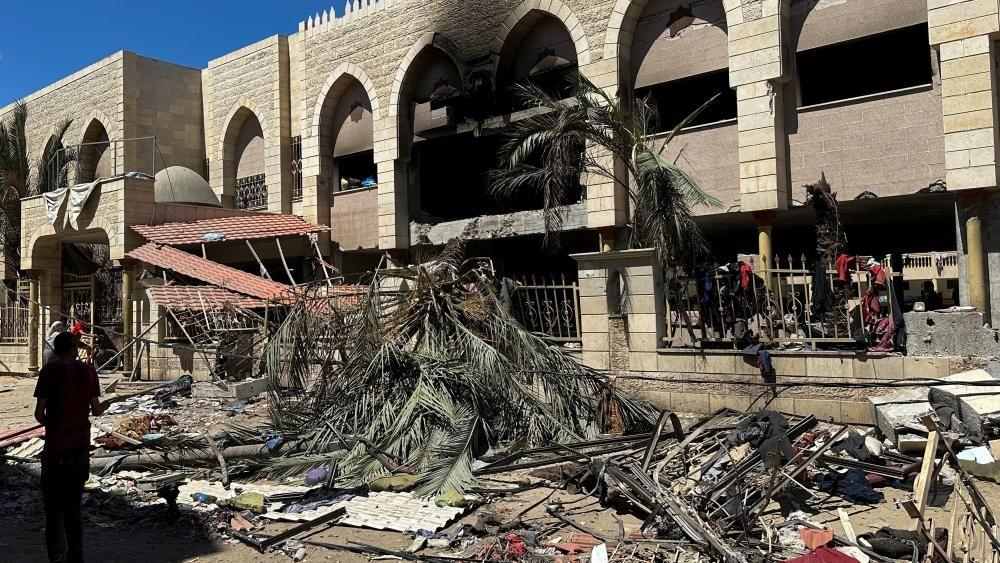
[79,119,113,183]
[628,0,735,132]
[496,11,579,113]
[222,107,267,210]
[318,75,377,193]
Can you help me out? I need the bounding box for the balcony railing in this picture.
[902,251,958,281]
[0,280,30,344]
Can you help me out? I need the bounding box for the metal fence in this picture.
[0,280,30,344]
[665,255,892,348]
[510,273,581,342]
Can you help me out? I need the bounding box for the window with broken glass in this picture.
[235,173,267,210]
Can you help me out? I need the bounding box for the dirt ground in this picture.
[2,373,997,562]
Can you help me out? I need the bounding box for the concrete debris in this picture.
[868,387,931,446]
[904,310,1000,357]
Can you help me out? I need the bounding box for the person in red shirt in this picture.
[33,331,106,563]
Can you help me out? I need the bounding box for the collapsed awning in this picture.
[145,285,268,311]
[127,243,291,301]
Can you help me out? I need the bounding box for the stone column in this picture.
[753,210,776,289]
[930,1,1000,191]
[27,270,41,372]
[727,2,791,213]
[120,260,135,373]
[962,191,988,315]
[572,249,665,373]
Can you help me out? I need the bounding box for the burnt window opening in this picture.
[335,150,377,192]
[414,133,583,221]
[635,69,737,133]
[797,24,933,107]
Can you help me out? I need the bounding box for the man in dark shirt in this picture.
[34,331,105,563]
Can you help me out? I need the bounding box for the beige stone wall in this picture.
[124,54,205,176]
[624,350,962,424]
[330,187,380,250]
[791,0,927,52]
[929,0,1000,191]
[788,85,946,202]
[203,36,290,213]
[0,52,125,187]
[655,121,741,214]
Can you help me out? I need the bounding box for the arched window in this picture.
[497,13,579,112]
[792,0,931,107]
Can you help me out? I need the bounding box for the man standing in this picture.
[33,331,105,563]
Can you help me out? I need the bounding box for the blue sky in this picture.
[0,1,342,105]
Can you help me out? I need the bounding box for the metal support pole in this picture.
[27,272,40,372]
[122,265,134,373]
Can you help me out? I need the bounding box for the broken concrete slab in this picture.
[192,377,268,400]
[868,387,931,445]
[928,369,995,413]
[904,311,1000,357]
[926,369,1000,436]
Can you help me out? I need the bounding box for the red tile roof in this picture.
[146,285,268,310]
[127,243,292,301]
[132,215,328,246]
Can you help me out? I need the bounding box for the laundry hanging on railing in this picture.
[41,172,154,227]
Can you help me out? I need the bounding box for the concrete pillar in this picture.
[726,1,791,213]
[27,271,40,372]
[572,249,665,373]
[754,210,776,289]
[121,262,134,372]
[963,192,989,315]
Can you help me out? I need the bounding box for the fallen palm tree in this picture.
[261,242,654,495]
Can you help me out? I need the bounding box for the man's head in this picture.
[52,331,78,359]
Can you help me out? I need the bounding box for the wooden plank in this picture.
[838,508,857,544]
[911,429,939,530]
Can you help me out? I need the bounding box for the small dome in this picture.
[154,166,221,207]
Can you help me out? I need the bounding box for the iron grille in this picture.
[0,280,29,343]
[510,273,581,342]
[236,174,268,210]
[291,136,303,201]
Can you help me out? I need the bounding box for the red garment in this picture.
[868,264,887,287]
[71,321,86,337]
[868,317,895,352]
[739,262,753,290]
[834,254,856,282]
[33,358,100,453]
[787,547,859,563]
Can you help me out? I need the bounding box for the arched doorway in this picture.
[318,75,377,193]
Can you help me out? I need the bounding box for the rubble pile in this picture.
[4,383,1000,562]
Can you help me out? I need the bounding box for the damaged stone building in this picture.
[1,0,998,423]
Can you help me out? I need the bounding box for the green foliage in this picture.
[491,71,721,270]
[263,244,654,495]
[0,102,77,271]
